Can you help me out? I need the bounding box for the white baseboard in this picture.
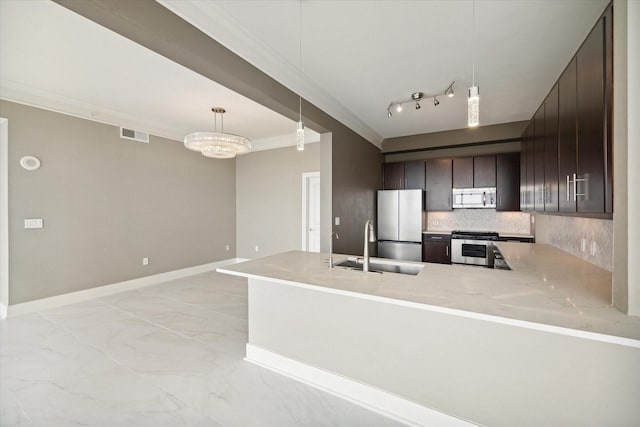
[2,258,244,319]
[245,344,477,427]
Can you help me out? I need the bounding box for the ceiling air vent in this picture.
[119,127,149,143]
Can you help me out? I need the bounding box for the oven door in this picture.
[451,239,492,266]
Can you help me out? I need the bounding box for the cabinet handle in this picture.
[446,246,449,256]
[566,175,571,201]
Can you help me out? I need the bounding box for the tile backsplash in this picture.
[427,210,532,235]
[534,215,613,272]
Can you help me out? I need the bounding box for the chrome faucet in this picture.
[363,220,376,272]
[329,232,339,268]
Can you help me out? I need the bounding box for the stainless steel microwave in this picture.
[452,187,497,209]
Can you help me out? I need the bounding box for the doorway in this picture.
[302,172,320,252]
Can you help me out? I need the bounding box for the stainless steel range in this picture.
[450,230,499,267]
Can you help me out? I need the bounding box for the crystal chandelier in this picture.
[184,107,251,159]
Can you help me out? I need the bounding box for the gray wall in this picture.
[331,128,383,256]
[236,142,320,259]
[55,0,383,260]
[1,101,236,304]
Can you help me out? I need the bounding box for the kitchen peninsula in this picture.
[218,244,640,426]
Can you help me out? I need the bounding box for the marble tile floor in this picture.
[0,271,403,427]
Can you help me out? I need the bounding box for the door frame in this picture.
[301,171,320,251]
[1,118,9,318]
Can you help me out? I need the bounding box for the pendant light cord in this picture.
[299,0,303,122]
[472,0,476,86]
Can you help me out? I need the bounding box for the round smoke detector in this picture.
[20,156,41,171]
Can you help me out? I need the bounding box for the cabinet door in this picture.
[425,158,452,211]
[525,123,535,211]
[558,58,577,212]
[382,163,404,190]
[534,105,545,211]
[453,157,473,188]
[496,153,520,211]
[422,236,451,264]
[474,155,496,187]
[520,131,527,210]
[544,84,559,212]
[576,17,605,213]
[404,161,426,190]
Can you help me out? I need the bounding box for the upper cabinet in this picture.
[452,155,496,188]
[452,157,473,188]
[474,156,496,187]
[382,161,425,190]
[521,5,613,216]
[544,84,559,212]
[425,158,453,211]
[382,163,404,190]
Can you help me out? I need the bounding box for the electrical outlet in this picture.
[531,216,535,224]
[334,217,340,226]
[254,245,259,252]
[142,257,149,266]
[591,241,597,257]
[225,244,230,251]
[581,238,586,253]
[432,220,439,226]
[24,218,43,229]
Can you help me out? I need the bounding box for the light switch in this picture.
[334,217,340,226]
[24,218,43,229]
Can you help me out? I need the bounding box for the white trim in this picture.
[301,172,320,251]
[245,344,477,427]
[216,268,640,349]
[3,258,244,318]
[0,118,8,319]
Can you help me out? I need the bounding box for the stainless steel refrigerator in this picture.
[377,189,423,262]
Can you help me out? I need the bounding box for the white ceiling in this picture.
[2,0,610,150]
[0,0,320,150]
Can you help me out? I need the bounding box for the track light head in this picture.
[434,97,440,106]
[415,102,421,110]
[387,110,392,118]
[396,104,403,113]
[445,82,455,98]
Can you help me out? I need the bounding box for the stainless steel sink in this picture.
[335,257,423,276]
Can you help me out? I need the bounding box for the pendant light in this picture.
[296,0,305,151]
[468,0,480,127]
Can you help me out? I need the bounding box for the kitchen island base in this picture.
[239,275,639,427]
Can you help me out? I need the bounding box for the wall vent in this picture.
[119,127,149,143]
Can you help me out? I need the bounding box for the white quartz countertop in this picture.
[218,244,640,342]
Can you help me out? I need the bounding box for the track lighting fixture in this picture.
[385,81,455,118]
[445,82,455,98]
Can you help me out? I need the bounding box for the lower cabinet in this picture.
[422,234,451,264]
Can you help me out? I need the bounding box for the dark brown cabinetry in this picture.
[576,13,607,213]
[453,157,473,188]
[534,105,545,212]
[496,153,520,211]
[422,234,451,264]
[521,5,612,216]
[544,84,559,212]
[404,161,426,190]
[474,156,496,187]
[382,161,425,190]
[425,158,452,211]
[558,58,577,212]
[382,163,404,190]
